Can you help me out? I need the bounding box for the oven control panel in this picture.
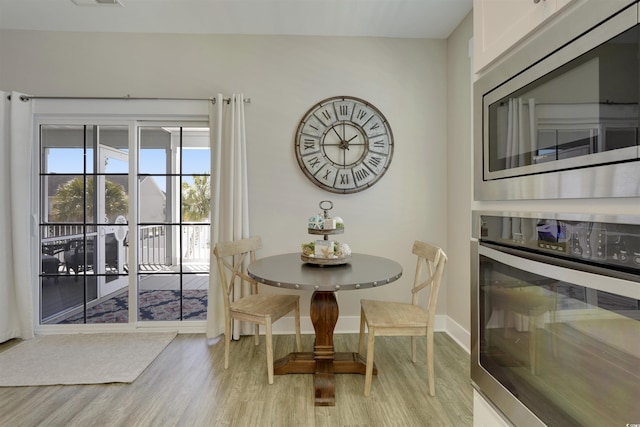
[480,215,640,271]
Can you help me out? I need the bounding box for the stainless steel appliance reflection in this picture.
[471,211,640,427]
[474,2,640,200]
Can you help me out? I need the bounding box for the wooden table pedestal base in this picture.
[273,291,377,406]
[273,351,377,406]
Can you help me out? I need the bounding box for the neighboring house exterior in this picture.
[139,176,167,223]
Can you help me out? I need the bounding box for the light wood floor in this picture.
[0,333,472,427]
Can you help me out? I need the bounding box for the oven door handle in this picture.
[479,243,640,300]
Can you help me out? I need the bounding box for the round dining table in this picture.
[248,252,402,406]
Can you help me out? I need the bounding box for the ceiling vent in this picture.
[71,0,124,6]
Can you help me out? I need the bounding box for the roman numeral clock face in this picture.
[295,96,394,194]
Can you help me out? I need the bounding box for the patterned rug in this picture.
[61,290,208,323]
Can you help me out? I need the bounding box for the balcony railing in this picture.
[42,224,210,274]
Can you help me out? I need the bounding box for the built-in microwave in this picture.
[474,1,640,200]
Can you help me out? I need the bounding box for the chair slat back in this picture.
[410,240,447,315]
[213,236,262,310]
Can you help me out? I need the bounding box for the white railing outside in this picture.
[182,225,210,262]
[42,224,209,271]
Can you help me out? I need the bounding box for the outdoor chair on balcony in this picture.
[64,239,94,278]
[63,235,119,279]
[41,242,66,283]
[213,236,302,384]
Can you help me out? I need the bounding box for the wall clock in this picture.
[295,96,394,194]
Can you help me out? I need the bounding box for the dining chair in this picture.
[213,236,302,384]
[358,240,447,397]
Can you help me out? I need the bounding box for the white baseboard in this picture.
[35,316,472,355]
[271,314,471,354]
[444,315,471,354]
[35,321,206,335]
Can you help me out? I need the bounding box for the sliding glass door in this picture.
[137,126,210,321]
[39,121,209,324]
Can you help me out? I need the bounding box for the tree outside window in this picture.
[50,177,128,222]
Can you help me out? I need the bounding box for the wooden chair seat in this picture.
[214,236,302,384]
[358,240,447,397]
[360,300,428,329]
[230,294,300,319]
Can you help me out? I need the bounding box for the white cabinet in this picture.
[472,390,512,427]
[473,0,639,74]
[473,0,573,73]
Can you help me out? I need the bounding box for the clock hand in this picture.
[340,134,358,151]
[331,126,344,142]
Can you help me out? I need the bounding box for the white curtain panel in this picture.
[505,98,521,169]
[505,97,536,169]
[206,94,251,340]
[0,91,34,343]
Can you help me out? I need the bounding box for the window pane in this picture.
[41,276,98,324]
[139,281,180,321]
[104,157,128,173]
[139,149,168,174]
[137,276,207,321]
[101,231,126,274]
[139,127,171,174]
[56,276,128,324]
[138,225,172,270]
[40,125,86,174]
[103,176,129,223]
[139,176,169,223]
[42,148,86,174]
[99,126,128,149]
[44,175,88,223]
[182,286,208,320]
[101,126,129,173]
[84,281,128,324]
[181,175,210,223]
[182,147,210,175]
[182,224,210,267]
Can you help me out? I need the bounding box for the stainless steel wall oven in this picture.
[474,2,640,200]
[471,211,640,426]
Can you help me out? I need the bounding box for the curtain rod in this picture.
[7,94,251,104]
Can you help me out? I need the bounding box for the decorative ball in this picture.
[335,243,351,257]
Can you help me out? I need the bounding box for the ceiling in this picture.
[0,0,472,39]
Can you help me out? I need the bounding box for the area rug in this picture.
[0,332,177,386]
[61,290,207,324]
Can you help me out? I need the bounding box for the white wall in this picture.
[446,12,474,349]
[0,30,461,332]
